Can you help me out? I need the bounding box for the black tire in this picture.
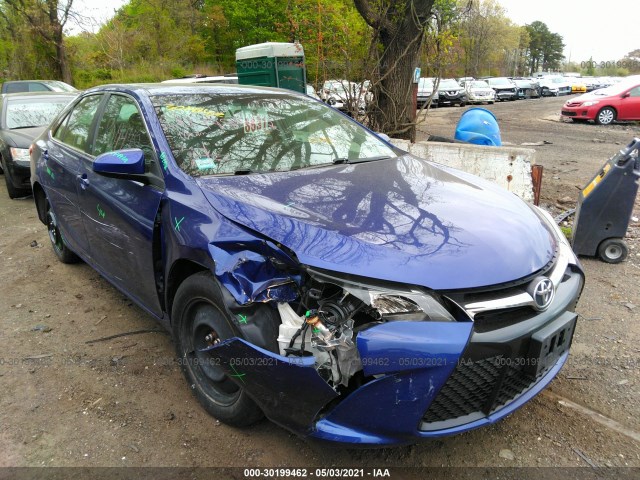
[46,202,79,263]
[1,157,30,199]
[541,87,549,97]
[488,101,495,104]
[172,272,263,426]
[597,238,628,264]
[595,107,616,125]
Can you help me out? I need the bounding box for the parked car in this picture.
[538,76,572,96]
[486,77,518,101]
[561,79,640,125]
[162,74,238,84]
[566,77,587,94]
[417,77,439,107]
[1,80,77,94]
[305,84,320,100]
[461,80,495,104]
[512,78,540,99]
[581,77,601,92]
[434,78,467,107]
[320,79,365,113]
[0,92,76,197]
[31,83,584,446]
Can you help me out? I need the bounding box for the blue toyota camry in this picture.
[30,84,584,445]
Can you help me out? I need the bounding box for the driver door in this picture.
[76,93,164,316]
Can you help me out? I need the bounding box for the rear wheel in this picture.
[597,238,628,263]
[595,107,616,125]
[173,272,263,426]
[46,202,79,263]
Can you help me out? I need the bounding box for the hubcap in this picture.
[605,244,622,260]
[599,110,614,124]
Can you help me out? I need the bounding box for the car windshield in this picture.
[418,78,434,88]
[5,97,72,129]
[48,81,76,92]
[488,78,511,86]
[439,79,460,89]
[152,92,396,177]
[471,81,490,88]
[594,81,639,96]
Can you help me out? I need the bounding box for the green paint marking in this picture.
[174,216,185,231]
[160,152,168,171]
[238,314,248,324]
[313,328,320,334]
[112,151,129,163]
[96,204,106,219]
[46,167,55,180]
[229,364,246,384]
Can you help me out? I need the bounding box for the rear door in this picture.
[617,86,640,120]
[46,94,104,258]
[76,93,164,316]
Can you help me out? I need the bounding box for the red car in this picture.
[561,78,640,125]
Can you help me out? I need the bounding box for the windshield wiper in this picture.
[234,169,256,175]
[332,155,392,165]
[12,125,41,129]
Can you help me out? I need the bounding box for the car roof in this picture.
[82,83,307,97]
[1,91,78,103]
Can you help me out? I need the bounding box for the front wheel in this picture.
[173,272,263,426]
[597,238,628,263]
[595,107,616,125]
[46,203,79,263]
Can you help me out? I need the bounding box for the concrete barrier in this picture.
[391,139,537,203]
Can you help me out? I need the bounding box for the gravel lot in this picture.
[0,95,638,474]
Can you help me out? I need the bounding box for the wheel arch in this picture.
[165,258,209,324]
[33,182,48,224]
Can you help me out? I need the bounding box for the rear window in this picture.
[152,92,395,177]
[5,96,74,129]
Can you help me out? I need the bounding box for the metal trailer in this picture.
[572,138,640,263]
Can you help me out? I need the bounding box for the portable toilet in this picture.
[236,42,306,93]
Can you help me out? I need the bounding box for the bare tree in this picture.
[3,0,75,83]
[354,0,436,141]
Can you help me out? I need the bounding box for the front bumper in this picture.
[561,105,597,120]
[206,255,584,445]
[4,158,31,190]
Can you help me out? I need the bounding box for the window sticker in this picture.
[195,157,216,170]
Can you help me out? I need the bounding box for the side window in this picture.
[53,95,102,153]
[93,95,157,174]
[628,86,640,98]
[29,83,50,92]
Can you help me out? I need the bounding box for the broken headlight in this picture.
[368,290,455,322]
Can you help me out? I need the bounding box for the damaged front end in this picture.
[202,239,474,442]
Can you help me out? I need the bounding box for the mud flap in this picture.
[203,338,338,432]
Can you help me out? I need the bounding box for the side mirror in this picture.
[376,132,391,142]
[93,148,145,175]
[622,92,630,98]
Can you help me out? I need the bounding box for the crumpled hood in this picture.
[198,155,556,290]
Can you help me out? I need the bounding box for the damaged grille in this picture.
[421,355,537,427]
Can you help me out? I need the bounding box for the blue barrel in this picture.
[454,108,502,146]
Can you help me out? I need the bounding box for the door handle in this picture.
[77,173,89,189]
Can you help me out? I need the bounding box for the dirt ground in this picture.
[0,96,639,474]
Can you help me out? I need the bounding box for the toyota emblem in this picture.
[528,277,555,311]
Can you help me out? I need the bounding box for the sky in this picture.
[72,0,636,64]
[497,0,636,64]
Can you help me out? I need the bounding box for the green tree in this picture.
[525,20,564,74]
[1,0,75,82]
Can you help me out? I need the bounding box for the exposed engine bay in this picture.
[209,239,461,392]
